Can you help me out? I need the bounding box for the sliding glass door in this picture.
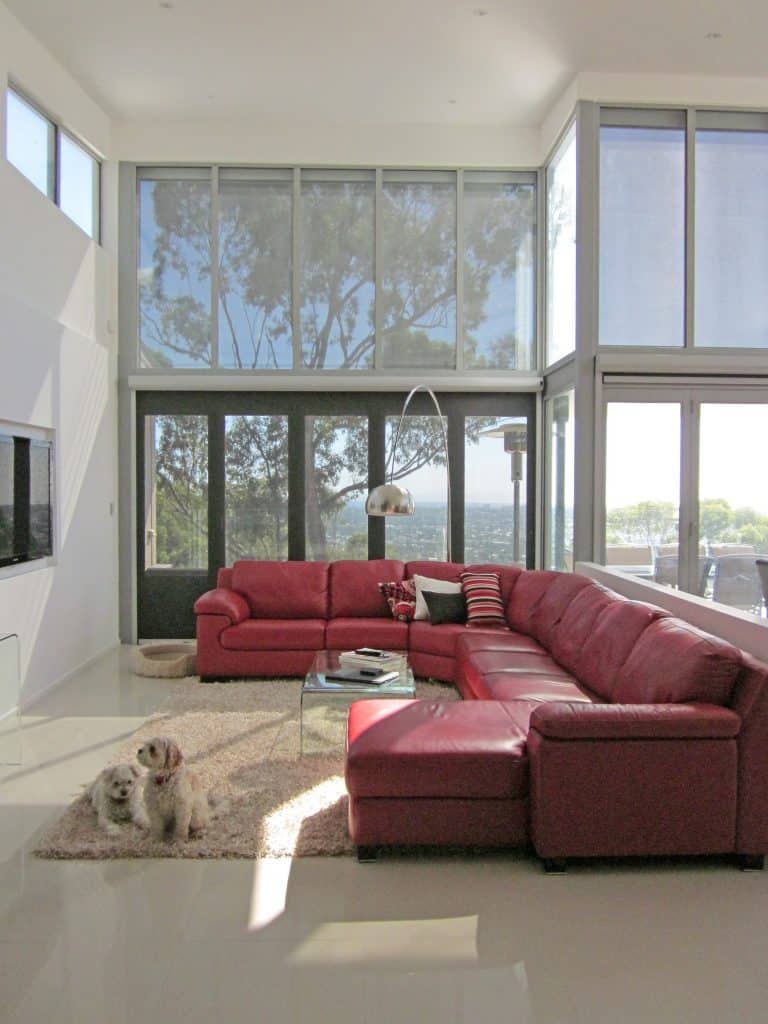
[137,391,535,637]
[601,384,768,613]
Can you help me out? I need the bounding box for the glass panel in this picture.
[465,416,527,564]
[28,441,52,559]
[384,415,448,560]
[301,176,375,369]
[605,403,680,582]
[381,175,456,368]
[696,131,768,348]
[600,127,685,346]
[700,404,768,612]
[59,134,98,238]
[6,90,53,197]
[225,415,288,562]
[545,391,575,571]
[139,178,212,368]
[546,125,577,366]
[0,633,22,766]
[146,415,208,569]
[218,175,293,368]
[0,437,13,563]
[305,416,368,560]
[463,178,535,370]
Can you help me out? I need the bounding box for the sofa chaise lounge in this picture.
[194,559,768,870]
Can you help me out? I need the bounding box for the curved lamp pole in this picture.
[365,385,451,562]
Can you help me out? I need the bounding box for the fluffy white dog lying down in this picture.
[88,764,149,835]
[137,736,214,842]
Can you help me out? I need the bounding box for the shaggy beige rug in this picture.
[34,677,458,860]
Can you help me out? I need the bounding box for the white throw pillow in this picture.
[412,574,462,621]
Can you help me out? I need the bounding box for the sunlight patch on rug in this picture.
[33,677,458,860]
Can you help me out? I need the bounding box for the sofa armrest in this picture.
[194,588,249,625]
[530,701,741,741]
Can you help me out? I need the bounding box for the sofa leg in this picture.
[357,846,378,863]
[542,857,568,874]
[736,854,765,871]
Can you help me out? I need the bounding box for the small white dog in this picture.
[137,736,210,842]
[88,763,149,835]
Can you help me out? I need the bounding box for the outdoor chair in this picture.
[711,554,762,613]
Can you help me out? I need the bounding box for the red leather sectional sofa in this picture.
[195,559,768,871]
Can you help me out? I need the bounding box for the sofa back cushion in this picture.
[506,570,566,637]
[232,561,329,619]
[527,573,595,648]
[576,600,668,701]
[405,561,465,584]
[549,584,619,674]
[613,616,743,706]
[217,567,234,589]
[329,559,405,618]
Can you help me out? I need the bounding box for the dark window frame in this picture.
[0,434,54,569]
[136,390,536,639]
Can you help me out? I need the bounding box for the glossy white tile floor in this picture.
[1,647,767,1024]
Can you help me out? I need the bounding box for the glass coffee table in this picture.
[300,649,415,755]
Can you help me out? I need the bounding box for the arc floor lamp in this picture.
[365,385,452,561]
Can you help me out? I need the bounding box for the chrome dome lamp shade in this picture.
[365,482,415,517]
[364,385,451,560]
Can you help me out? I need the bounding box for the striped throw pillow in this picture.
[460,571,507,629]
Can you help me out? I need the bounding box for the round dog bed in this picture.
[131,643,197,678]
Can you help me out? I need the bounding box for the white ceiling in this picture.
[5,0,768,127]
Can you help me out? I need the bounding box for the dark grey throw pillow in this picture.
[423,590,467,625]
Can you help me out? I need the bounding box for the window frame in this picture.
[597,105,768,357]
[598,378,768,602]
[5,83,101,242]
[0,432,54,571]
[131,164,538,376]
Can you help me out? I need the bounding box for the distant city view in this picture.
[324,500,528,564]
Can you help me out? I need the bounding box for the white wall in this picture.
[0,2,117,707]
[114,115,540,168]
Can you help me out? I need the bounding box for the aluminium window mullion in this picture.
[684,108,696,350]
[455,170,464,373]
[292,168,302,372]
[50,122,59,205]
[210,166,220,368]
[374,168,383,371]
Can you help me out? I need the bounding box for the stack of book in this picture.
[323,648,404,685]
[339,648,404,671]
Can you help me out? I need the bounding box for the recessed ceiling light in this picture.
[448,99,457,105]
[473,8,489,16]
[705,31,722,39]
[159,2,174,9]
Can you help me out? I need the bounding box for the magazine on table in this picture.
[324,667,400,685]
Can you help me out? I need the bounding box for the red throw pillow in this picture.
[460,571,508,629]
[378,580,417,622]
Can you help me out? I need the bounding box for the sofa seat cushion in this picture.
[326,617,408,651]
[456,631,549,657]
[232,561,329,619]
[408,621,518,660]
[482,673,598,704]
[467,649,573,678]
[346,699,529,800]
[613,617,743,706]
[220,619,326,651]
